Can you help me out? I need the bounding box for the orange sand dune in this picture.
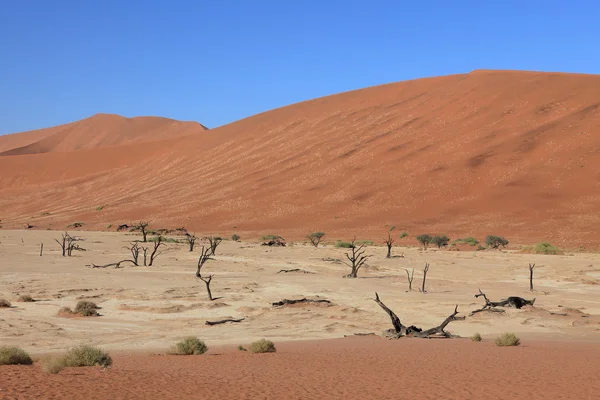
[0,113,207,155]
[1,338,599,400]
[1,70,600,246]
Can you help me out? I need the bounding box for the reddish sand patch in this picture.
[1,337,598,399]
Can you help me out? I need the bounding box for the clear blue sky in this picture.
[1,0,598,134]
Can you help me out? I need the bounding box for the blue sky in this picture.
[1,0,598,134]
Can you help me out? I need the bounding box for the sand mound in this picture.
[1,70,600,246]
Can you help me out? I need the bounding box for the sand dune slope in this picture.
[0,113,207,155]
[0,70,599,246]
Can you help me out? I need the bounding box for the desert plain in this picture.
[1,228,599,399]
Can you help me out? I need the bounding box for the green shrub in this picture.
[41,357,64,374]
[248,339,276,353]
[476,244,486,251]
[399,232,409,239]
[74,301,99,317]
[62,344,112,367]
[453,237,479,246]
[335,240,355,248]
[355,240,373,246]
[494,332,520,347]
[307,232,325,247]
[95,205,105,211]
[261,235,283,241]
[149,236,179,243]
[471,333,482,342]
[431,235,450,248]
[231,234,241,242]
[173,337,208,355]
[18,295,35,302]
[0,346,33,365]
[0,298,11,307]
[529,242,563,255]
[485,235,509,249]
[416,234,432,249]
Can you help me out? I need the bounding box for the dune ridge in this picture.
[0,70,599,246]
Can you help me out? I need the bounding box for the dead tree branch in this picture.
[207,236,222,256]
[470,288,536,315]
[205,318,245,326]
[196,246,215,301]
[529,263,536,292]
[420,263,430,293]
[185,232,197,252]
[384,231,394,258]
[343,238,371,278]
[148,236,164,266]
[272,298,331,307]
[132,221,150,242]
[405,268,415,291]
[88,260,137,269]
[277,269,315,274]
[126,242,141,266]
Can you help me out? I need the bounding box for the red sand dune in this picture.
[1,70,600,246]
[1,338,599,400]
[0,113,207,155]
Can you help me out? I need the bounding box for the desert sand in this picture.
[0,229,599,398]
[1,71,600,247]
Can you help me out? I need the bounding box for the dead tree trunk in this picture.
[142,247,148,266]
[40,242,43,257]
[185,233,197,252]
[196,246,215,300]
[411,305,464,338]
[405,268,415,291]
[421,263,429,293]
[384,231,394,259]
[148,237,164,266]
[343,238,371,278]
[126,242,140,266]
[471,289,536,315]
[55,232,70,256]
[207,236,222,256]
[133,222,150,242]
[529,263,536,292]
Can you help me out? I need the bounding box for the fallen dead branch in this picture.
[205,318,245,326]
[272,298,331,307]
[277,268,315,274]
[88,260,137,269]
[470,289,536,315]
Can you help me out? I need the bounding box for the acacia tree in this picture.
[132,222,150,242]
[307,232,325,247]
[196,246,215,300]
[343,238,371,278]
[384,226,396,258]
[416,234,432,250]
[485,235,509,249]
[185,232,197,252]
[431,235,450,249]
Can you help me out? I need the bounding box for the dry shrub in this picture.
[471,333,482,342]
[0,298,11,308]
[74,301,100,316]
[172,337,208,355]
[41,357,65,374]
[62,344,112,367]
[495,332,520,347]
[18,295,35,302]
[0,346,33,365]
[248,339,276,353]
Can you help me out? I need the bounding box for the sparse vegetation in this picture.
[248,339,276,353]
[237,345,247,351]
[485,235,509,249]
[18,295,35,302]
[416,234,432,249]
[522,242,563,255]
[399,231,409,239]
[62,344,112,367]
[149,236,179,243]
[453,237,479,246]
[261,234,283,241]
[335,240,355,248]
[431,235,450,248]
[41,212,51,216]
[494,332,520,346]
[355,240,373,246]
[0,346,33,365]
[95,205,105,211]
[307,232,325,247]
[62,301,100,317]
[231,234,241,242]
[41,357,65,374]
[0,299,12,307]
[173,337,208,355]
[471,333,482,342]
[66,222,84,229]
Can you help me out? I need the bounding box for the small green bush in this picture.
[471,333,482,342]
[453,237,479,246]
[18,295,35,302]
[0,298,11,307]
[399,232,409,239]
[173,337,208,355]
[95,205,105,211]
[307,232,325,247]
[431,235,450,248]
[0,346,33,365]
[416,234,432,249]
[355,240,373,246]
[494,332,520,347]
[485,235,509,249]
[231,234,241,242]
[248,339,276,353]
[149,236,179,243]
[74,301,100,317]
[531,242,563,255]
[335,240,355,248]
[62,344,112,367]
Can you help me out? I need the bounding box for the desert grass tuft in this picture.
[494,332,520,347]
[62,344,112,367]
[471,333,482,342]
[0,346,33,365]
[18,295,35,302]
[248,339,276,353]
[172,337,208,355]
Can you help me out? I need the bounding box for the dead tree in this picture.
[272,298,331,307]
[529,263,536,292]
[142,247,149,266]
[196,246,215,300]
[185,232,197,252]
[117,224,129,232]
[66,235,85,256]
[384,230,394,258]
[89,260,137,269]
[148,236,164,266]
[420,263,430,293]
[471,289,536,315]
[205,318,245,326]
[132,221,150,242]
[343,238,371,278]
[405,268,415,291]
[307,232,325,247]
[55,232,70,256]
[374,292,463,338]
[126,242,141,266]
[207,236,222,256]
[40,242,43,257]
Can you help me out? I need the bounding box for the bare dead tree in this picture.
[132,221,150,242]
[207,236,222,256]
[55,232,70,256]
[40,242,43,257]
[126,242,141,266]
[142,247,149,266]
[148,236,164,266]
[307,232,325,247]
[420,263,430,293]
[88,260,137,269]
[205,318,245,326]
[196,246,214,300]
[185,232,197,252]
[374,292,463,338]
[405,268,415,291]
[384,228,395,258]
[529,263,536,292]
[343,238,371,278]
[66,235,84,256]
[470,288,536,315]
